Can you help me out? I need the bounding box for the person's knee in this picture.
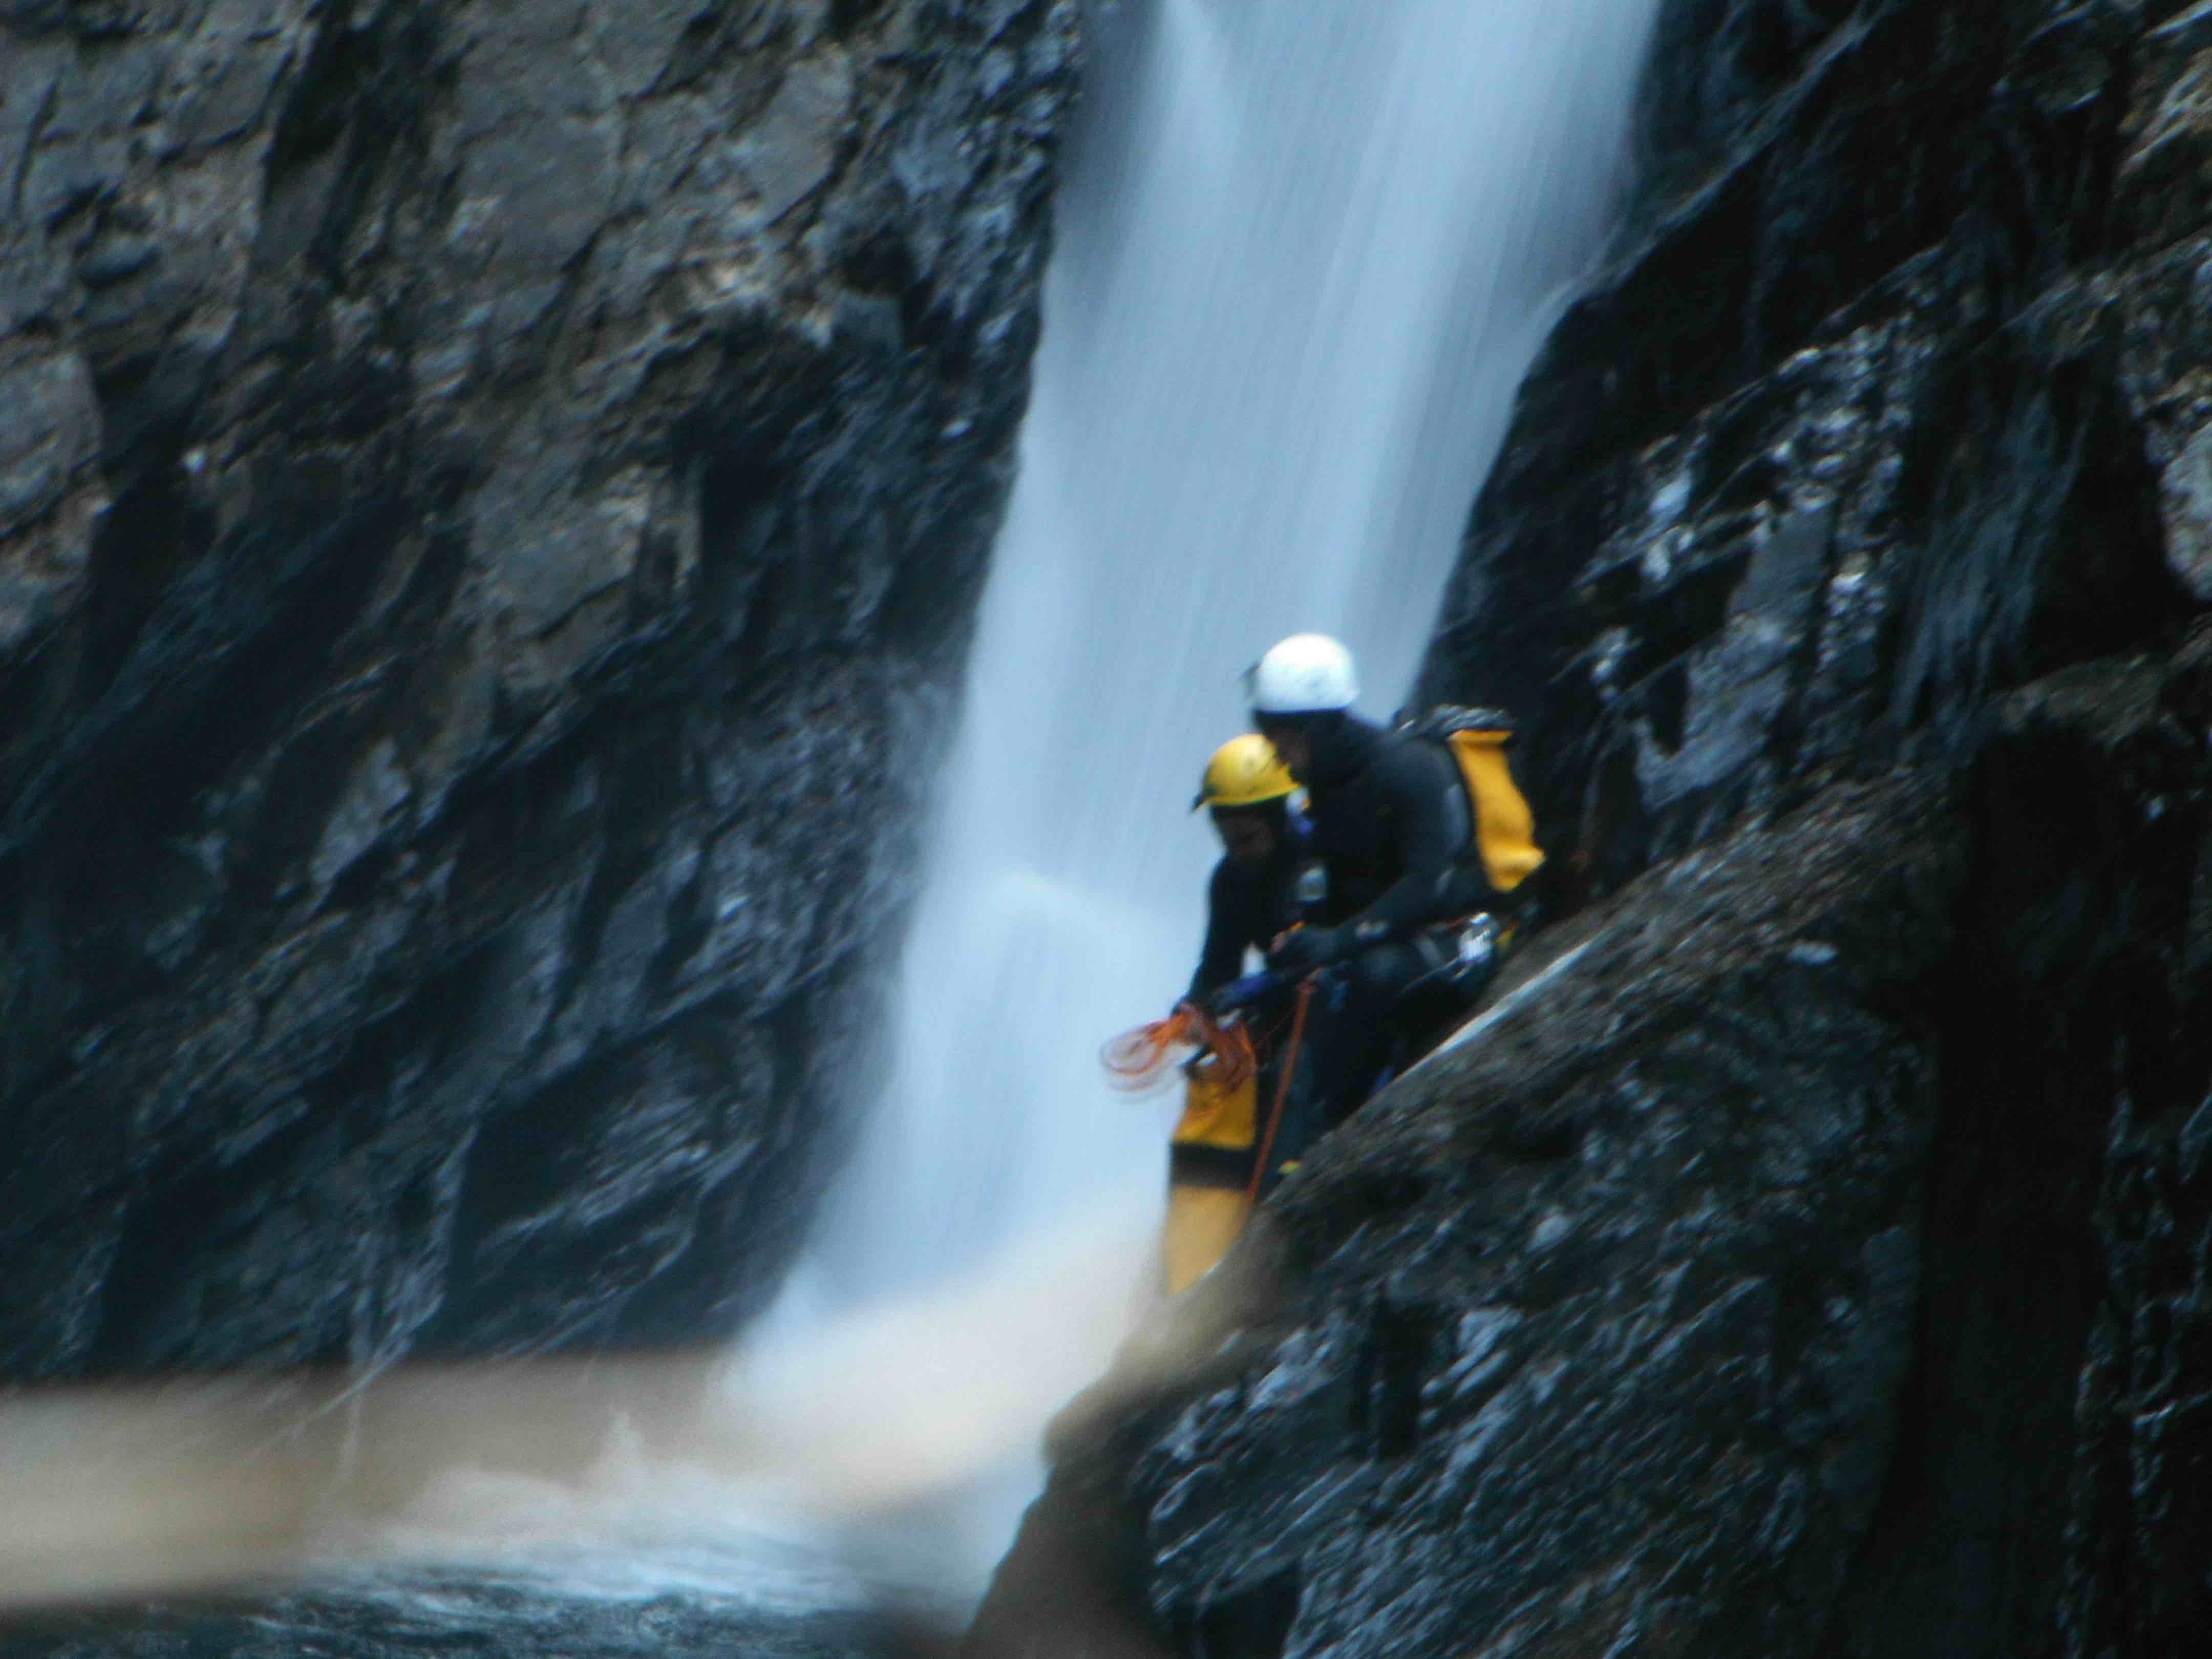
[1339,941,1421,1009]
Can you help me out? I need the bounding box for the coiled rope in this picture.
[1100,1004,1258,1095]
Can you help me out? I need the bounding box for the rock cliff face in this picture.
[0,0,1080,1378]
[970,3,2212,1656]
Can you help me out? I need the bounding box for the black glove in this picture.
[1268,925,1346,978]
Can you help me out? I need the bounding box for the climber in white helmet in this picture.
[1241,631,1545,1180]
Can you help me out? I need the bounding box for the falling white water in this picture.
[767,0,1665,1593]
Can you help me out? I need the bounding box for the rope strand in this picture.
[1246,977,1315,1204]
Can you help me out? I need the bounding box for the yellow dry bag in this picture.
[1164,1064,1258,1293]
[1405,706,1545,895]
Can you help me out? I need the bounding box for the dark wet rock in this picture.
[1419,0,2205,906]
[973,2,2212,1656]
[976,639,2212,1659]
[1819,639,2212,1659]
[0,0,1082,1378]
[974,769,1968,1659]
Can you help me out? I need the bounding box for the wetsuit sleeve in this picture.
[1188,859,1254,1001]
[1337,742,1479,945]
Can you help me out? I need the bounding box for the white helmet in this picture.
[1247,633,1358,715]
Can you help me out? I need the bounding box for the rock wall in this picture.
[1418,0,2199,904]
[0,0,1080,1379]
[969,3,2212,1656]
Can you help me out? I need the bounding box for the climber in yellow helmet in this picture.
[1158,735,1314,1292]
[1184,734,1310,1002]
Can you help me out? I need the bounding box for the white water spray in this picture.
[778,0,1666,1591]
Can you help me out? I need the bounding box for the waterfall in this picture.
[768,0,1664,1593]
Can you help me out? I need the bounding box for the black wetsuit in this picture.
[1301,714,1493,941]
[1176,820,1310,1192]
[1187,821,1311,1003]
[1270,714,1501,1166]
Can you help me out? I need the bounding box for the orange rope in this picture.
[1100,1004,1258,1095]
[1246,977,1315,1204]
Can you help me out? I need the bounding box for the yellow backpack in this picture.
[1401,707,1545,895]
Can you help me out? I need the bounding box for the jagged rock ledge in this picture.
[970,633,2212,1659]
[972,755,1966,1656]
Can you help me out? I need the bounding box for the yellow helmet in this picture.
[1192,734,1295,812]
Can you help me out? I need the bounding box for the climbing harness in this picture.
[1406,911,1506,997]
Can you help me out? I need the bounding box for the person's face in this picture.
[1214,810,1279,868]
[1257,720,1310,781]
